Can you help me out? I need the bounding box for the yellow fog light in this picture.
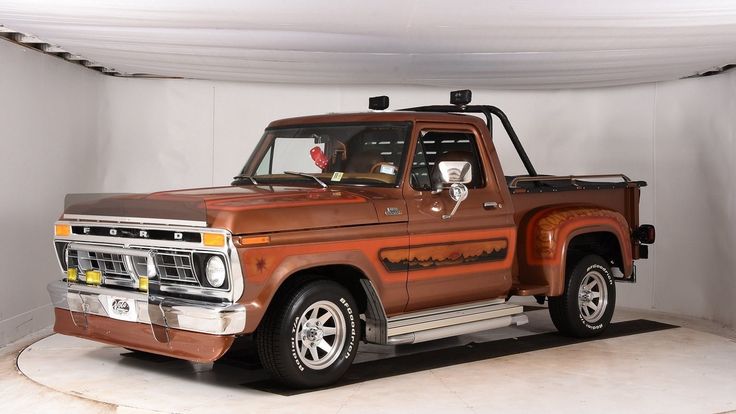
[67,268,78,282]
[138,276,149,292]
[85,270,102,285]
[203,232,226,247]
[55,224,71,237]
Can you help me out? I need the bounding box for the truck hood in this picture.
[64,186,379,234]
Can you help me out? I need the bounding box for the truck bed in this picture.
[506,174,646,293]
[506,174,645,227]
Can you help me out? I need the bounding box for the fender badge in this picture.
[385,207,402,216]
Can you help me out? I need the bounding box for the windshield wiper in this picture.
[232,174,259,185]
[283,171,328,188]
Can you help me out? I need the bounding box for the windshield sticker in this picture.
[379,164,397,175]
[331,172,344,182]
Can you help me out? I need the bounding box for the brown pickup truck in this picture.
[48,90,654,388]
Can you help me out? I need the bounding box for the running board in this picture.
[386,299,528,345]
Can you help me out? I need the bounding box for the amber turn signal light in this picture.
[85,270,102,285]
[203,232,226,247]
[55,224,71,237]
[240,236,270,246]
[67,268,78,282]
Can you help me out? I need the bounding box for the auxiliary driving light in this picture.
[67,268,78,283]
[54,224,71,237]
[450,89,472,106]
[85,270,102,285]
[205,256,226,288]
[203,232,226,247]
[138,276,149,292]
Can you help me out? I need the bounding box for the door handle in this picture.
[483,201,502,210]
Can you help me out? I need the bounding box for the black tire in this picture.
[548,254,616,338]
[256,280,360,388]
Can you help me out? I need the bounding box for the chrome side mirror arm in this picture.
[442,183,469,220]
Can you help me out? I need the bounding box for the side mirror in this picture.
[442,183,469,220]
[436,161,472,185]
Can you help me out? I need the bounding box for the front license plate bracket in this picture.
[104,296,138,322]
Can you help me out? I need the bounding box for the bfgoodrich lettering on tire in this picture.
[548,254,616,338]
[256,279,360,388]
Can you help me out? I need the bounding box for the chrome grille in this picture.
[67,249,130,281]
[62,244,219,290]
[153,250,199,286]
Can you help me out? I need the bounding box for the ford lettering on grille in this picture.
[71,225,201,242]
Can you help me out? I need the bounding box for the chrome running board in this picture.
[386,299,528,345]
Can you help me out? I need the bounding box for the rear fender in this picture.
[519,206,632,297]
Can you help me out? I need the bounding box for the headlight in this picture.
[205,256,226,288]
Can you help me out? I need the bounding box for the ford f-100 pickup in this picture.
[48,90,655,388]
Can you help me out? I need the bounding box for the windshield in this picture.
[237,122,411,187]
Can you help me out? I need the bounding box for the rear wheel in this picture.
[256,280,360,388]
[548,254,616,337]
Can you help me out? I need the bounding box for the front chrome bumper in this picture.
[47,280,245,336]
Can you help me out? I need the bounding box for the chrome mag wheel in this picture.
[577,270,609,323]
[295,300,346,370]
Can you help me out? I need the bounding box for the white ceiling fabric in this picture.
[1,0,736,89]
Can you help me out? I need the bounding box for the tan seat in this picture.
[430,150,481,188]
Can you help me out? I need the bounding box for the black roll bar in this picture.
[400,104,538,177]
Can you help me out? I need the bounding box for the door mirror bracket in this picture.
[442,183,469,220]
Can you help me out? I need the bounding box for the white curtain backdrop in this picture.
[1,0,736,88]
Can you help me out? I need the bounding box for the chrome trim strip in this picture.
[386,300,523,337]
[508,173,631,188]
[68,242,153,258]
[388,298,506,323]
[386,313,528,345]
[389,299,506,322]
[226,237,245,303]
[63,214,207,228]
[48,281,245,336]
[57,233,210,250]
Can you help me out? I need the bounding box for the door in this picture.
[401,123,516,311]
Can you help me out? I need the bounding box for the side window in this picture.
[410,130,485,191]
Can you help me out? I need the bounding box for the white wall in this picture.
[654,72,736,329]
[0,40,102,345]
[2,39,735,347]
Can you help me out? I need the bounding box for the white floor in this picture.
[1,307,736,414]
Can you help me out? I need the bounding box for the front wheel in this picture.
[548,254,616,338]
[256,280,360,388]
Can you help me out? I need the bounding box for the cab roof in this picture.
[266,111,489,131]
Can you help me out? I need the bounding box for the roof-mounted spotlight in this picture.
[450,89,472,106]
[369,95,389,110]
